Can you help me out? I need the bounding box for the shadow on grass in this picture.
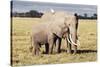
[42,49,97,54]
[60,49,97,54]
[76,50,97,54]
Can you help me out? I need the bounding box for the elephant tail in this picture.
[29,35,33,52]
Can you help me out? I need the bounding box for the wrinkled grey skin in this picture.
[41,11,79,54]
[31,22,68,55]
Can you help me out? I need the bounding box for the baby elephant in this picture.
[30,23,68,56]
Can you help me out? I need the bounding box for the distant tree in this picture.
[18,13,25,17]
[93,13,97,17]
[84,13,88,18]
[12,12,18,17]
[25,12,31,17]
[28,10,43,17]
[93,13,97,19]
[78,13,97,20]
[29,10,38,17]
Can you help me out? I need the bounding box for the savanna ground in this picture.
[11,17,97,66]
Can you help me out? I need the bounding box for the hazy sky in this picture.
[12,0,97,16]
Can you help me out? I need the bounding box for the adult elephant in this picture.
[30,21,69,55]
[41,11,79,54]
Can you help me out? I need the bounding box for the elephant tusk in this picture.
[67,35,72,45]
[69,34,80,46]
[67,34,77,46]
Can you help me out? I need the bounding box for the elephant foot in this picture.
[67,47,72,54]
[32,49,40,56]
[57,50,61,53]
[45,51,49,54]
[73,50,77,54]
[67,50,72,54]
[33,52,39,56]
[49,51,53,54]
[73,45,77,54]
[32,51,37,56]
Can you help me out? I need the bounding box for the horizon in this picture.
[12,1,97,17]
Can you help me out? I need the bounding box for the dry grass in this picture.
[11,17,97,66]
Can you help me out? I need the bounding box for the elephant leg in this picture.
[73,45,77,54]
[49,44,53,54]
[33,42,40,55]
[53,37,57,53]
[48,34,57,54]
[67,43,72,54]
[66,36,72,54]
[45,43,49,54]
[56,38,62,53]
[48,40,54,54]
[33,46,36,55]
[36,44,40,55]
[32,41,36,55]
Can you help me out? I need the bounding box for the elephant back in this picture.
[41,11,74,23]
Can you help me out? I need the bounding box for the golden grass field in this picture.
[11,17,97,66]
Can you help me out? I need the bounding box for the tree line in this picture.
[78,13,97,19]
[11,10,97,19]
[11,10,43,18]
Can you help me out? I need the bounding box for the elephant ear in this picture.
[51,25,63,38]
[52,20,68,38]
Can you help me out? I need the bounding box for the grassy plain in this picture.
[11,17,97,66]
